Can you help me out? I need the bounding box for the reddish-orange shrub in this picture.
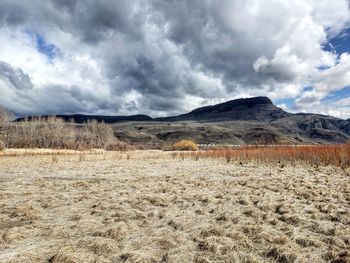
[185,144,350,167]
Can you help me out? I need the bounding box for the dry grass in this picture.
[0,148,105,157]
[183,144,350,168]
[0,150,349,263]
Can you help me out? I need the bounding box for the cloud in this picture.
[0,0,349,117]
[294,53,350,114]
[0,62,106,115]
[0,61,33,90]
[315,53,350,92]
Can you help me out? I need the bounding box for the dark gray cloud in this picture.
[0,0,349,117]
[0,1,28,27]
[0,61,33,90]
[50,0,78,13]
[46,0,147,44]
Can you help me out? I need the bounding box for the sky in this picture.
[0,0,350,119]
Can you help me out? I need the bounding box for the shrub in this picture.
[83,120,115,149]
[177,144,350,167]
[1,116,117,150]
[0,140,5,150]
[0,107,11,150]
[105,141,132,151]
[0,107,12,126]
[172,140,198,151]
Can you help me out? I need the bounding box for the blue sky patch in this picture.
[26,30,58,60]
[322,86,350,103]
[275,98,294,108]
[323,28,350,55]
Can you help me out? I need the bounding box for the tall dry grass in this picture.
[183,144,350,167]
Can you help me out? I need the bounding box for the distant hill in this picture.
[15,96,350,144]
[16,114,152,123]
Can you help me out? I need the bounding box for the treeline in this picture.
[0,107,127,150]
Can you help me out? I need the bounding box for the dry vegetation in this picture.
[1,117,116,150]
[0,150,349,263]
[182,144,350,168]
[0,148,105,157]
[172,140,198,151]
[0,107,12,126]
[0,107,11,151]
[0,107,132,151]
[0,140,4,151]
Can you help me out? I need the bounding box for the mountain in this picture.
[16,114,152,123]
[15,96,350,144]
[155,96,290,121]
[123,97,349,144]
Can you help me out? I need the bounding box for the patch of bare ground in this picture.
[0,150,349,262]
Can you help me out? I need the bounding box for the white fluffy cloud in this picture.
[0,0,349,117]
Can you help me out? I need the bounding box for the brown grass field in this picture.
[0,149,349,263]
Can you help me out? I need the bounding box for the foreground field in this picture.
[0,151,349,263]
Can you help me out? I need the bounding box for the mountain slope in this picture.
[156,97,291,121]
[271,113,350,143]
